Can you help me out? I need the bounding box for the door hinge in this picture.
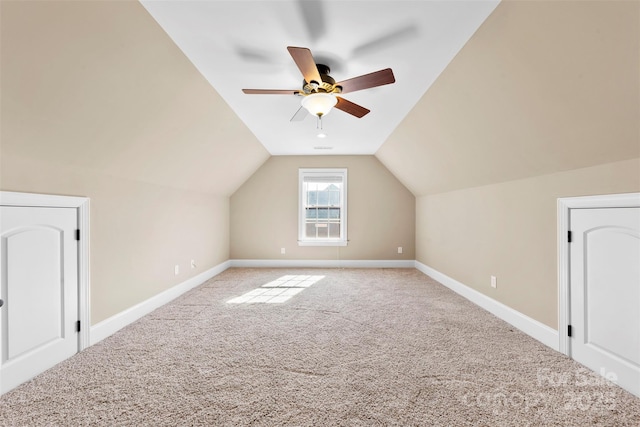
[568,324,572,337]
[75,229,80,241]
[76,320,81,332]
[567,231,572,243]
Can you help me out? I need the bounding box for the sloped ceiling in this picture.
[1,0,269,197]
[2,1,637,198]
[140,0,500,155]
[377,0,640,196]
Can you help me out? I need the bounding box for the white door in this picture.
[570,207,640,397]
[0,206,79,394]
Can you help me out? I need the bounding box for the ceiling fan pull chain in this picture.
[316,115,323,130]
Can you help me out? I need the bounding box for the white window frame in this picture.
[298,168,348,246]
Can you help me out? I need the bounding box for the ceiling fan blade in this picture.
[350,25,418,59]
[234,45,279,64]
[335,97,370,118]
[336,68,395,94]
[290,105,308,122]
[287,46,321,84]
[242,89,299,95]
[296,0,325,43]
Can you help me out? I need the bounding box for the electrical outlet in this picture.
[174,265,180,276]
[397,247,403,254]
[191,259,196,269]
[281,248,286,255]
[491,275,497,288]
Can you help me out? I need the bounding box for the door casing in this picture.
[557,192,640,355]
[0,191,90,350]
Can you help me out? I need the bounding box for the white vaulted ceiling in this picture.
[140,0,499,155]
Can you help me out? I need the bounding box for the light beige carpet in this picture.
[1,268,639,426]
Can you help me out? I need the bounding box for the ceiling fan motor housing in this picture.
[302,64,342,95]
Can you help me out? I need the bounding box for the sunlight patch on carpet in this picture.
[227,275,325,304]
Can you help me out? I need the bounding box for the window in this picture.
[298,168,347,246]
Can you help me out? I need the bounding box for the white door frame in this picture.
[0,191,90,350]
[557,192,640,355]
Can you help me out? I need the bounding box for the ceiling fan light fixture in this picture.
[301,92,337,117]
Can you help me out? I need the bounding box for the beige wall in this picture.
[231,156,415,261]
[1,155,229,324]
[417,158,640,329]
[1,1,268,323]
[377,0,639,196]
[377,0,640,330]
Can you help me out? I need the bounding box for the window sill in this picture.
[298,240,348,247]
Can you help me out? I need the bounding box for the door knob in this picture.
[0,299,3,308]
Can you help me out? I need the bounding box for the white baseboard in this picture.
[90,260,231,346]
[229,259,416,268]
[415,261,559,351]
[89,259,558,352]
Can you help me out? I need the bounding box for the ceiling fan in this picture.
[242,46,395,123]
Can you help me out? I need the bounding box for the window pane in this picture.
[329,191,340,206]
[306,223,316,239]
[316,223,328,238]
[317,191,328,206]
[307,191,317,206]
[328,223,340,239]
